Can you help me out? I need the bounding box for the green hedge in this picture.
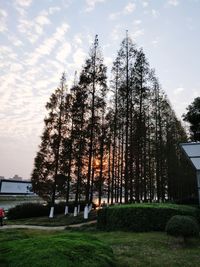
[97,203,200,232]
[7,203,49,219]
[7,201,96,220]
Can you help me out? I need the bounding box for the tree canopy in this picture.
[183,97,200,141]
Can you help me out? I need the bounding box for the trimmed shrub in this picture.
[97,203,200,232]
[7,203,49,219]
[7,201,97,220]
[165,215,199,239]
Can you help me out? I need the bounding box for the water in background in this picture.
[0,197,44,211]
[0,196,119,211]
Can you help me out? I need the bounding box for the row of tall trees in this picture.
[31,34,197,217]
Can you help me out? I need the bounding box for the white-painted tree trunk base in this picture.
[49,206,54,218]
[74,206,78,217]
[78,204,80,214]
[64,206,68,215]
[84,205,88,219]
[88,204,92,213]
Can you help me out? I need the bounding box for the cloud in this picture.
[152,9,160,18]
[174,87,184,95]
[8,35,23,46]
[108,12,121,20]
[151,37,159,47]
[15,5,27,16]
[0,4,72,178]
[133,19,142,25]
[123,2,136,14]
[35,14,51,26]
[168,0,179,6]
[56,42,71,63]
[17,10,52,43]
[73,34,83,46]
[108,2,136,21]
[142,1,149,7]
[49,6,61,15]
[15,0,32,7]
[73,48,87,67]
[85,0,105,12]
[54,23,70,39]
[26,23,70,65]
[192,89,200,98]
[0,9,8,32]
[0,44,63,148]
[131,29,144,40]
[111,25,122,41]
[10,63,24,72]
[0,45,17,61]
[18,18,40,43]
[129,19,144,41]
[104,56,113,68]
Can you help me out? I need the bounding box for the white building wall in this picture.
[0,180,33,194]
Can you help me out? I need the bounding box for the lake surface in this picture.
[0,199,44,210]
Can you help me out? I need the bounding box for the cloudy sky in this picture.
[0,0,199,179]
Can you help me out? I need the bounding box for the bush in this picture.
[165,215,199,240]
[7,201,97,220]
[97,203,200,232]
[7,203,49,219]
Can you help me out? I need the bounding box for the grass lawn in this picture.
[0,229,115,267]
[0,227,200,267]
[94,231,200,267]
[6,210,97,226]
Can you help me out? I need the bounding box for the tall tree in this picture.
[31,73,70,217]
[114,32,137,203]
[183,97,200,141]
[132,48,150,202]
[79,35,107,204]
[70,82,88,212]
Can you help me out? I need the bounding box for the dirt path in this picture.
[0,220,97,231]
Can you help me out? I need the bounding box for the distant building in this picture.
[10,174,23,181]
[0,179,34,195]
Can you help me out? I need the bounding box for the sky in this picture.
[0,0,200,180]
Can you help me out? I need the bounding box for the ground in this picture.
[1,223,200,267]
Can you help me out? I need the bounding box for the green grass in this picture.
[6,210,97,226]
[94,231,200,267]
[0,230,115,267]
[0,228,200,267]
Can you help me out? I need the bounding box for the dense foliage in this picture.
[165,215,199,239]
[97,203,200,232]
[31,34,197,216]
[183,97,200,141]
[7,203,49,219]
